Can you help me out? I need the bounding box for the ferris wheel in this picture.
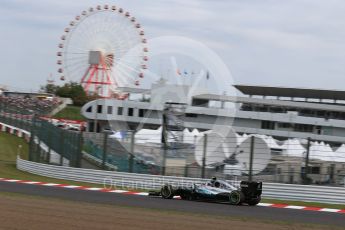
[57,5,148,98]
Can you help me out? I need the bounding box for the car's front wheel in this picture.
[161,184,174,199]
[229,190,244,205]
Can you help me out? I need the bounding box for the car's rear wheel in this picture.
[161,184,174,199]
[229,190,244,205]
[247,196,261,206]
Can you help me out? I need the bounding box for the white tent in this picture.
[254,134,284,150]
[333,144,345,162]
[192,128,200,136]
[182,128,197,144]
[236,133,248,146]
[309,142,337,162]
[145,136,162,144]
[109,131,124,140]
[281,139,306,157]
[265,136,284,149]
[135,127,162,144]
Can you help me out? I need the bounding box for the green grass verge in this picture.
[1,132,345,210]
[0,131,29,161]
[53,105,86,121]
[0,132,109,188]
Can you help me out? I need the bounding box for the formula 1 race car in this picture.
[149,177,262,206]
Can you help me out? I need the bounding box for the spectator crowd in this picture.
[0,95,62,115]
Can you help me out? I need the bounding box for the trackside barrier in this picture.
[17,157,345,204]
[0,122,30,141]
[17,156,212,189]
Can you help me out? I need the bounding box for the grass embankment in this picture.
[0,132,103,188]
[0,132,344,210]
[53,105,86,121]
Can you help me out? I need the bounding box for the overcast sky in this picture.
[1,0,345,93]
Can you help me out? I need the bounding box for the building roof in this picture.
[115,87,151,94]
[3,91,54,97]
[193,94,345,112]
[233,85,345,100]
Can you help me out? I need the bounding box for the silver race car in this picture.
[149,177,262,206]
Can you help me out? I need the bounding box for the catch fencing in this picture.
[17,156,345,204]
[2,115,345,204]
[83,131,345,186]
[0,111,83,167]
[1,103,345,186]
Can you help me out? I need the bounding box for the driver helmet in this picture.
[211,177,217,184]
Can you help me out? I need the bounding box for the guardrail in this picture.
[0,121,30,140]
[17,157,345,204]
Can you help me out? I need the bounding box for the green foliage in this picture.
[40,83,59,94]
[40,81,98,106]
[0,132,29,161]
[0,132,104,187]
[53,105,86,121]
[55,82,88,106]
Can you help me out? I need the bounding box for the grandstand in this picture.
[0,92,62,115]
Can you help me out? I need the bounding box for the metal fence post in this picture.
[184,165,189,177]
[46,129,51,164]
[75,132,83,168]
[249,135,255,182]
[201,134,208,178]
[15,107,19,128]
[28,114,36,161]
[161,111,168,175]
[303,137,311,184]
[59,130,64,166]
[37,138,41,163]
[129,131,135,173]
[102,131,108,169]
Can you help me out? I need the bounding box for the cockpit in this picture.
[206,178,236,190]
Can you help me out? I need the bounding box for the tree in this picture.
[40,83,59,94]
[40,81,100,106]
[55,82,89,106]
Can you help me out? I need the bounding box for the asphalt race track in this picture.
[0,181,344,227]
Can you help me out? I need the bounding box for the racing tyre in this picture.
[161,184,174,199]
[229,190,244,205]
[247,196,261,206]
